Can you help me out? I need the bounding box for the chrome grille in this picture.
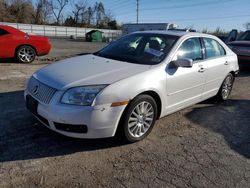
[27,77,57,104]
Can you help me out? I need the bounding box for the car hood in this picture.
[228,41,250,47]
[33,54,151,90]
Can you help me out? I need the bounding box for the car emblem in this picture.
[32,84,40,95]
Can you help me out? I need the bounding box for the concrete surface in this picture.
[0,39,249,187]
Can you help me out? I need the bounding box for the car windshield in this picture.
[238,31,250,41]
[94,33,179,65]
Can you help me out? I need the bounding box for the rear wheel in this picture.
[16,45,36,63]
[118,95,158,143]
[216,73,234,101]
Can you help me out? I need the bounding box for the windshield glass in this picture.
[94,33,179,65]
[238,31,250,41]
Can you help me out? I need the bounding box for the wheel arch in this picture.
[229,71,236,79]
[15,44,38,56]
[137,90,162,120]
[115,89,163,138]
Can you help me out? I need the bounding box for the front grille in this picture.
[27,77,57,104]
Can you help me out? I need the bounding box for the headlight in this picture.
[61,85,107,106]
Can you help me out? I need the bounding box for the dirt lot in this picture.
[0,39,250,188]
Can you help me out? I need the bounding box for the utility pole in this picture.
[136,0,139,24]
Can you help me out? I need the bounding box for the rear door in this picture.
[201,37,229,99]
[166,37,207,113]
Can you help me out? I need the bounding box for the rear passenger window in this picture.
[175,38,203,61]
[0,28,9,36]
[203,38,226,59]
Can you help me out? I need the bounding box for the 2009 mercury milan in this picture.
[25,31,239,142]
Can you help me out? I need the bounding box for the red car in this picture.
[0,25,51,63]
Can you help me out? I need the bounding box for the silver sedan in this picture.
[25,31,239,142]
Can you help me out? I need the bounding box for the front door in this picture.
[166,37,207,114]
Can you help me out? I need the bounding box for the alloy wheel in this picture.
[18,47,35,63]
[128,101,154,138]
[222,75,233,100]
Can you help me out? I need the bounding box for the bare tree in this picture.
[8,0,35,23]
[0,0,10,22]
[34,0,52,24]
[71,0,87,25]
[202,28,208,33]
[86,6,94,26]
[48,0,69,25]
[94,2,105,27]
[244,22,250,30]
[100,10,114,28]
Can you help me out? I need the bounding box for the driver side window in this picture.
[175,38,203,62]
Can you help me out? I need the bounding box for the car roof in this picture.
[133,30,215,38]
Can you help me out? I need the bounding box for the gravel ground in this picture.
[0,39,250,188]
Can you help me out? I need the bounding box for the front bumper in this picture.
[37,42,52,56]
[24,90,126,139]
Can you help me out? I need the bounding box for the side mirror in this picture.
[173,58,193,68]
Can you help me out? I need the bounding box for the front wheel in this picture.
[216,73,234,101]
[118,95,158,143]
[16,45,36,63]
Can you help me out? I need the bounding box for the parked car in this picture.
[0,25,51,63]
[227,30,250,62]
[25,31,239,142]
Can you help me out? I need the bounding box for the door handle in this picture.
[224,61,229,65]
[198,67,205,73]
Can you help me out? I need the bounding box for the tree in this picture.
[86,6,94,26]
[34,0,52,24]
[212,27,226,36]
[244,22,250,30]
[8,0,35,23]
[0,0,10,22]
[94,2,105,27]
[71,0,87,26]
[0,0,119,29]
[64,16,76,26]
[48,0,69,25]
[108,20,118,30]
[202,28,208,33]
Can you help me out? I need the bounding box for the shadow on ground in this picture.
[0,58,18,63]
[0,90,127,162]
[186,99,250,159]
[1,69,250,162]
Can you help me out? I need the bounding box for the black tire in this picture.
[216,73,234,101]
[16,45,36,63]
[117,94,158,143]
